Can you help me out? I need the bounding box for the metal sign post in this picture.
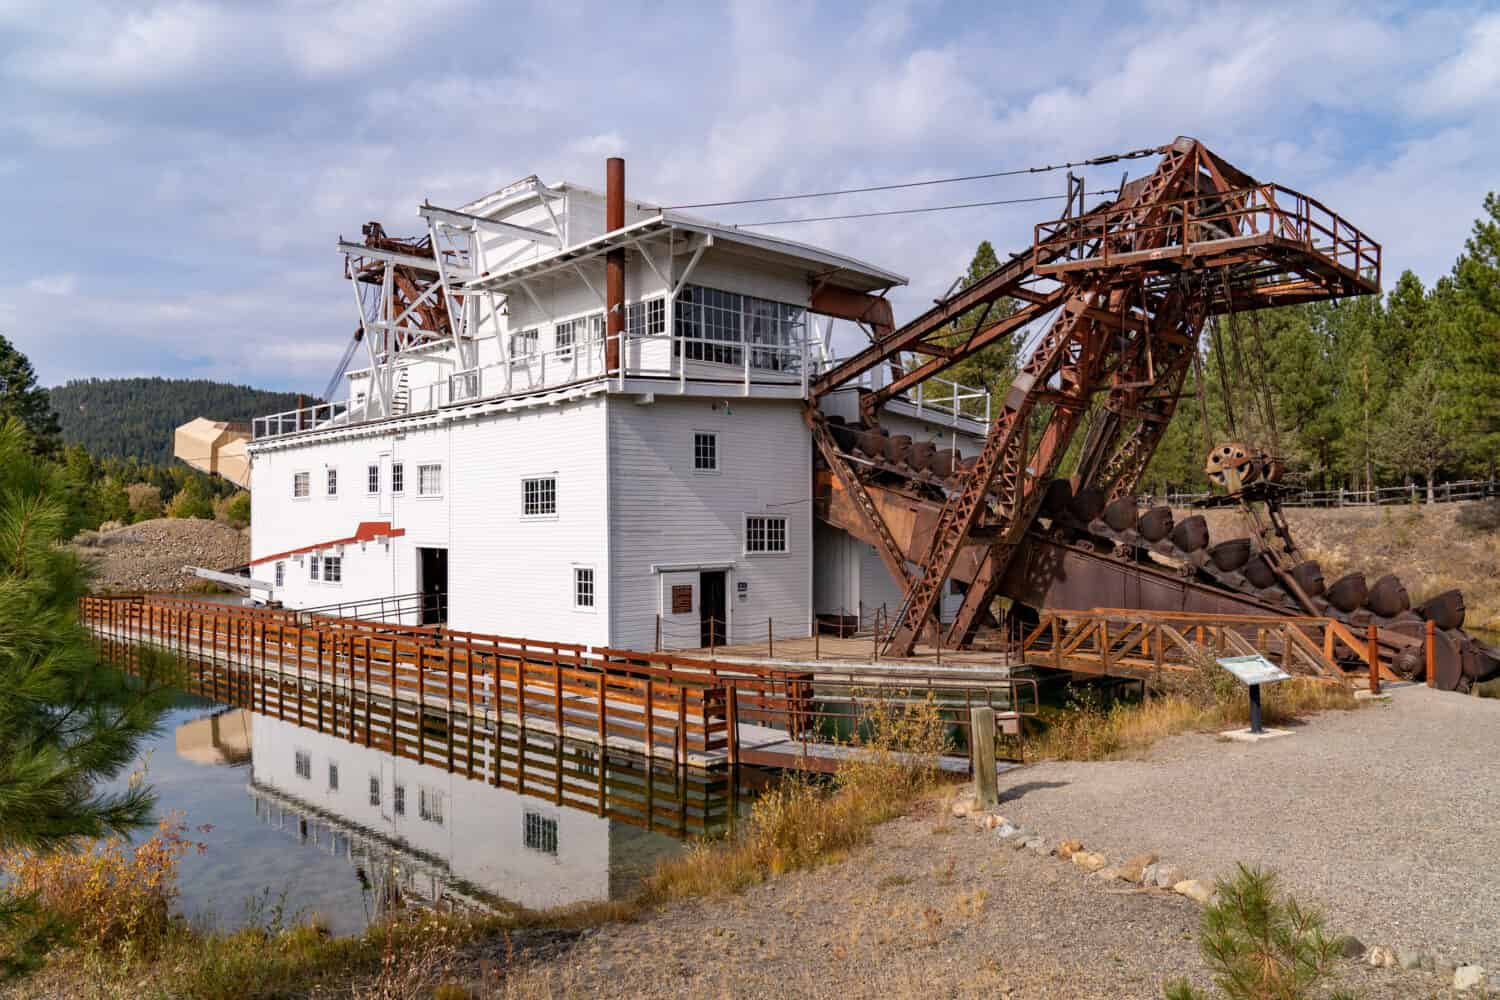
[1217,654,1292,738]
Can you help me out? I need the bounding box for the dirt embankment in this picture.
[1189,499,1500,629]
[71,518,250,593]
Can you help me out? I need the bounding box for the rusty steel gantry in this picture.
[807,137,1382,658]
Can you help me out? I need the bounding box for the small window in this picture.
[554,319,577,362]
[627,298,666,337]
[274,562,285,587]
[523,476,557,517]
[524,811,559,855]
[367,464,380,494]
[417,464,442,497]
[509,328,538,361]
[574,567,595,609]
[326,468,338,497]
[693,432,718,472]
[310,555,320,581]
[745,515,788,554]
[391,462,405,494]
[368,775,381,807]
[328,761,339,791]
[419,787,445,825]
[393,784,406,816]
[292,471,310,499]
[323,556,342,583]
[294,750,311,780]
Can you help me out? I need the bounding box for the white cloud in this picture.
[26,274,76,295]
[1410,13,1500,115]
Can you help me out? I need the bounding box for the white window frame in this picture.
[573,565,596,612]
[368,774,381,807]
[391,462,405,495]
[522,475,558,519]
[310,553,320,581]
[366,463,380,495]
[744,514,789,555]
[523,810,559,855]
[322,555,342,584]
[328,761,339,791]
[292,471,310,500]
[274,562,285,587]
[692,431,719,474]
[416,463,442,499]
[508,327,538,364]
[325,467,338,498]
[294,749,311,781]
[393,783,406,816]
[626,297,667,338]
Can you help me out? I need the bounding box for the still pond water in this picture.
[122,692,742,937]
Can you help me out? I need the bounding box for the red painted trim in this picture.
[249,521,406,566]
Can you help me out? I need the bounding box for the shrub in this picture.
[1166,864,1352,1000]
[166,481,213,520]
[0,813,207,954]
[217,491,250,528]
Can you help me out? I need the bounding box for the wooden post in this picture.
[814,627,820,661]
[645,677,655,762]
[363,639,373,747]
[1425,619,1436,689]
[655,615,662,652]
[676,686,687,767]
[767,617,773,657]
[417,646,427,763]
[726,684,739,766]
[969,706,998,810]
[597,671,607,750]
[1366,623,1380,695]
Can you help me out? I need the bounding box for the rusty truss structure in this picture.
[808,136,1497,692]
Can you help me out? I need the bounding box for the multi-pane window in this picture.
[393,784,406,816]
[417,464,442,497]
[323,556,342,583]
[391,462,405,494]
[418,787,445,825]
[508,328,538,361]
[326,468,338,496]
[674,285,806,369]
[745,515,788,554]
[368,775,381,807]
[574,567,595,609]
[310,555,320,581]
[554,313,602,364]
[292,471,310,498]
[627,298,666,337]
[524,811,559,855]
[294,750,311,780]
[275,562,285,587]
[523,476,557,517]
[328,762,339,791]
[367,464,380,494]
[693,432,718,472]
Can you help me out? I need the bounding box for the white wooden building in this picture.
[246,161,987,651]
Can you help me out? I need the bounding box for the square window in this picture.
[417,464,442,497]
[745,515,788,554]
[393,784,406,817]
[275,562,285,587]
[367,464,380,494]
[323,556,342,583]
[368,775,381,807]
[294,750,311,780]
[523,476,557,517]
[391,462,405,494]
[627,298,665,337]
[326,468,338,497]
[292,471,310,499]
[523,811,558,855]
[328,762,339,791]
[574,567,595,609]
[509,328,538,361]
[693,432,718,472]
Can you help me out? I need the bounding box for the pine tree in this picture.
[1442,192,1500,474]
[932,241,1021,402]
[0,334,61,454]
[0,416,168,852]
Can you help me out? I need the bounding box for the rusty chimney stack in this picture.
[605,157,625,374]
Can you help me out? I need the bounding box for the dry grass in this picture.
[1028,652,1358,762]
[643,694,953,902]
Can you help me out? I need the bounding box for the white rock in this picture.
[1454,965,1486,991]
[993,821,1020,839]
[1155,864,1186,889]
[951,797,976,818]
[1174,879,1215,904]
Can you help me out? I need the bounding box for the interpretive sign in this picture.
[1217,655,1291,687]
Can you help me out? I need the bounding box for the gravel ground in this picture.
[996,685,1500,971]
[71,517,249,592]
[478,799,1450,999]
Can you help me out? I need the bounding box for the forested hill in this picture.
[47,377,306,463]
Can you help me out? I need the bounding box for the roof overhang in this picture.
[464,211,906,297]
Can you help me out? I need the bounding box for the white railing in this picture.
[252,328,814,440]
[814,356,992,428]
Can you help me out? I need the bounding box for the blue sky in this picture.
[2,0,1497,392]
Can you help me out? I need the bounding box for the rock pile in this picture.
[72,518,250,593]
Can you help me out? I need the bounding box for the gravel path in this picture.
[997,685,1500,970]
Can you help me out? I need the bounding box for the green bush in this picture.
[1166,864,1353,1000]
